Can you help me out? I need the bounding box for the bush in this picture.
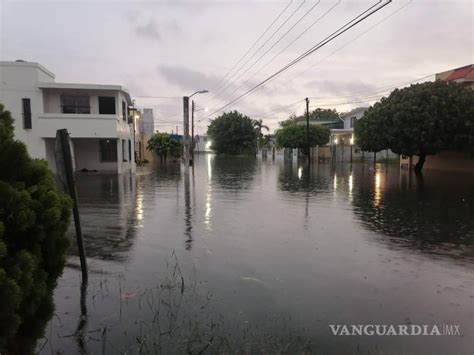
[0,103,71,353]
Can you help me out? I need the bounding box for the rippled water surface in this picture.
[39,156,474,354]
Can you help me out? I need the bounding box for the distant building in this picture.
[330,106,368,146]
[136,108,156,163]
[0,60,135,174]
[435,64,474,90]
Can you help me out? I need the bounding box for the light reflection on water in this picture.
[41,156,474,354]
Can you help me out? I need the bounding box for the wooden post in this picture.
[55,129,88,283]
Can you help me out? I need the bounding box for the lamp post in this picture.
[183,90,208,167]
[191,102,208,165]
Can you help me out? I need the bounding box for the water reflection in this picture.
[278,159,331,194]
[71,173,139,261]
[204,154,213,231]
[184,165,193,249]
[352,166,474,260]
[211,155,256,190]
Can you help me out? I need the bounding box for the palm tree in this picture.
[253,119,269,151]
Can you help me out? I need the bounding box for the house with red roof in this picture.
[435,64,474,90]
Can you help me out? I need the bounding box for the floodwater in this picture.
[38,155,474,354]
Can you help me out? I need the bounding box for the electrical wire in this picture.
[204,0,392,119]
[206,0,295,98]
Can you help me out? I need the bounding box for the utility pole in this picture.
[190,100,195,166]
[183,96,190,166]
[305,97,310,164]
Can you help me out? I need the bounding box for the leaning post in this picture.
[55,129,88,283]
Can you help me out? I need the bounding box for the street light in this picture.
[183,90,208,167]
[191,103,209,164]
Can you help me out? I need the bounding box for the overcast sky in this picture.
[1,0,472,134]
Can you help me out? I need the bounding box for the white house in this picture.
[330,106,368,146]
[0,60,136,174]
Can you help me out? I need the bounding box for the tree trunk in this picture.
[414,154,426,174]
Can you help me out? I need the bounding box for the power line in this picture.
[205,0,392,119]
[205,0,307,106]
[214,0,323,104]
[260,72,434,122]
[216,0,412,113]
[205,0,295,99]
[218,0,341,105]
[288,0,414,84]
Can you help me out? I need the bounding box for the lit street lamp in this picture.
[183,90,208,167]
[191,102,208,165]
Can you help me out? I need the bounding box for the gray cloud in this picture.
[134,18,181,41]
[135,21,161,41]
[157,64,225,92]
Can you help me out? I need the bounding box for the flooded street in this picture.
[40,156,474,354]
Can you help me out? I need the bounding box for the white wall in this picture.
[0,62,54,160]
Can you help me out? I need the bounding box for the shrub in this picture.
[0,103,71,353]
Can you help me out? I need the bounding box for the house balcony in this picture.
[37,113,130,138]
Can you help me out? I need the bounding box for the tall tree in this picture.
[207,111,258,155]
[355,81,474,173]
[275,123,330,156]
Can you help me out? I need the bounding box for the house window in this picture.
[22,98,32,129]
[61,95,90,114]
[128,139,132,162]
[99,139,117,162]
[122,139,127,161]
[98,96,116,114]
[122,101,127,121]
[350,116,357,128]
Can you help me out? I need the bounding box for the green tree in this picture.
[275,123,330,156]
[207,111,258,155]
[0,103,71,354]
[355,81,474,173]
[147,132,182,162]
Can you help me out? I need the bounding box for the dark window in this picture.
[61,95,90,114]
[122,101,127,121]
[22,98,32,129]
[128,139,132,162]
[350,116,357,128]
[122,139,127,161]
[98,96,116,114]
[99,139,117,162]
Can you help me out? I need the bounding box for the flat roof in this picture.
[38,82,132,103]
[0,60,55,79]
